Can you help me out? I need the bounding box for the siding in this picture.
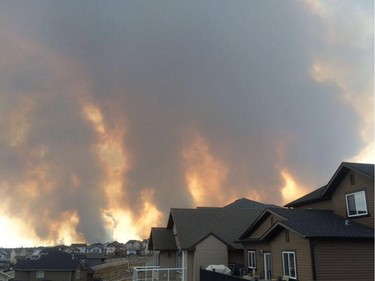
[331,172,374,228]
[194,235,228,281]
[314,240,374,281]
[270,230,313,281]
[250,215,280,239]
[243,242,270,279]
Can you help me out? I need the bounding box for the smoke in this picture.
[0,0,372,246]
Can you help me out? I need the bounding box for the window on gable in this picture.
[346,191,368,217]
[36,271,44,279]
[282,251,297,279]
[247,250,256,269]
[75,270,81,279]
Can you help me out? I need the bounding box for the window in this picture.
[75,270,81,279]
[247,250,256,269]
[36,271,44,279]
[346,191,368,217]
[282,251,296,279]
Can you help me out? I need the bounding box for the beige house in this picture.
[149,199,276,281]
[238,162,374,281]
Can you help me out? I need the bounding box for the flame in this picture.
[182,132,233,206]
[280,169,309,204]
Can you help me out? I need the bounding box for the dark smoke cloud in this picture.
[0,1,372,244]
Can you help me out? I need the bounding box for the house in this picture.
[125,240,142,255]
[238,162,374,281]
[70,243,88,254]
[14,250,92,281]
[87,243,104,254]
[0,250,10,269]
[10,249,30,265]
[148,198,276,281]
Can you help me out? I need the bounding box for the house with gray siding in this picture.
[238,162,374,281]
[148,198,276,281]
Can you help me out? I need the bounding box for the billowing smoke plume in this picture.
[0,0,373,246]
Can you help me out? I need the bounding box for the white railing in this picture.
[132,266,185,281]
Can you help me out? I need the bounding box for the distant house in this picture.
[148,198,276,281]
[0,249,10,269]
[238,162,374,281]
[14,250,92,281]
[10,249,29,265]
[70,243,87,254]
[87,243,104,254]
[125,240,141,255]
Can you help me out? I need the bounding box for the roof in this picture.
[148,227,177,251]
[166,198,276,250]
[239,208,374,242]
[14,251,82,271]
[285,162,374,207]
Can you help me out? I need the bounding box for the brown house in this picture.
[14,250,91,281]
[238,162,374,281]
[148,199,277,281]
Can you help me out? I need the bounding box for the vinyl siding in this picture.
[194,235,228,281]
[270,230,313,281]
[331,172,374,228]
[250,215,281,239]
[243,242,270,279]
[314,240,374,281]
[187,251,194,281]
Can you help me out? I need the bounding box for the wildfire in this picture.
[182,132,234,206]
[280,169,309,204]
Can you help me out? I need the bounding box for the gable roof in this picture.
[149,227,177,251]
[264,211,374,240]
[167,198,276,250]
[238,208,374,243]
[14,251,82,271]
[285,162,374,208]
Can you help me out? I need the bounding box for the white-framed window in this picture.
[36,271,44,279]
[247,250,256,269]
[75,269,81,279]
[282,251,297,279]
[346,191,368,217]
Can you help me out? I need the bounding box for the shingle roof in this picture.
[239,208,374,242]
[149,227,177,251]
[14,251,82,271]
[168,198,275,250]
[285,162,374,208]
[284,185,327,207]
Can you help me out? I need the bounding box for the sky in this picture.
[0,0,373,248]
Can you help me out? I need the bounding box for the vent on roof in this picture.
[345,220,351,226]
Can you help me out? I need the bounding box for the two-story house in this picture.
[14,250,91,281]
[238,162,374,281]
[148,198,276,281]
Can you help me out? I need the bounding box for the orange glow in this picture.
[137,189,163,238]
[182,132,234,206]
[280,169,309,204]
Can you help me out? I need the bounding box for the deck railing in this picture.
[132,266,185,281]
